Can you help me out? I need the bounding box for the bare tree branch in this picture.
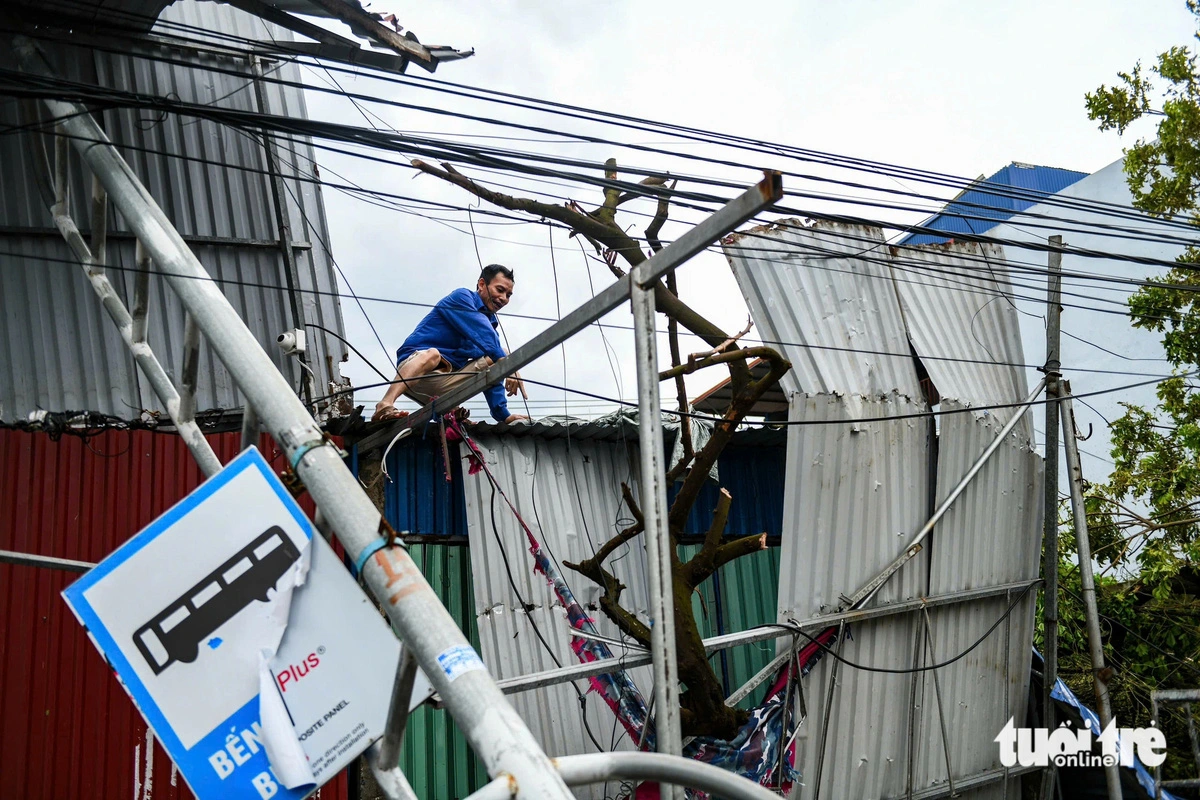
[686,317,753,363]
[659,345,780,382]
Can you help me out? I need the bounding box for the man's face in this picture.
[477,274,514,313]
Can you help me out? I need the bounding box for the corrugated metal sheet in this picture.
[900,162,1088,246]
[461,434,654,789]
[778,392,932,799]
[724,211,1048,797]
[723,220,923,401]
[673,443,787,539]
[0,0,348,422]
[892,240,1033,439]
[911,402,1043,797]
[382,437,470,536]
[778,393,932,621]
[0,427,348,800]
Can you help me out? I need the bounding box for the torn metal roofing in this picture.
[723,219,923,401]
[724,219,1044,796]
[890,239,1032,440]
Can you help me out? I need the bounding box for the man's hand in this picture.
[504,414,530,424]
[505,371,527,399]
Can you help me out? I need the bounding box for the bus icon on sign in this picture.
[132,526,301,674]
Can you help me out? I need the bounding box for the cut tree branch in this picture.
[685,317,753,364]
[659,345,780,382]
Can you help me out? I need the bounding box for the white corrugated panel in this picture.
[778,392,932,622]
[891,241,1032,441]
[910,402,1043,797]
[723,220,923,401]
[777,392,932,799]
[0,1,348,421]
[461,434,652,784]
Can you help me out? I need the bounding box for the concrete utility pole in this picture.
[1060,386,1122,800]
[1041,235,1062,800]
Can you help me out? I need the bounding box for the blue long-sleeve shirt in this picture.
[397,288,511,422]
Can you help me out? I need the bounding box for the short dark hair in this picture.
[479,263,514,285]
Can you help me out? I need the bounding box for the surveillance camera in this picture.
[277,328,306,355]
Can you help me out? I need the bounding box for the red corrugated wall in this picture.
[0,428,351,800]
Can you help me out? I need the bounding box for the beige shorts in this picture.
[399,350,492,404]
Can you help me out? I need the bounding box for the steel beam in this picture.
[632,269,681,779]
[16,35,573,800]
[357,171,783,453]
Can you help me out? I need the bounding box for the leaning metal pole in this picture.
[13,36,574,800]
[632,274,683,784]
[1060,386,1122,800]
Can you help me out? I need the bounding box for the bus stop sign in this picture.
[63,446,402,800]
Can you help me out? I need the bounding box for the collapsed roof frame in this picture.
[8,31,783,800]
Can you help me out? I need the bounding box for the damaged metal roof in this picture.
[724,220,1043,798]
[723,220,923,401]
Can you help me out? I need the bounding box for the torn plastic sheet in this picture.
[257,543,316,789]
[259,533,404,789]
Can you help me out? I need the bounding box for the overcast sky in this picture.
[297,1,1196,471]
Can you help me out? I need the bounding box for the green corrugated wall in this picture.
[398,544,490,799]
[678,544,782,711]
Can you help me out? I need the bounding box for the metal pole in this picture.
[250,55,313,409]
[632,275,682,787]
[466,753,784,800]
[241,401,260,451]
[812,621,845,800]
[1060,387,1121,800]
[483,579,1039,697]
[376,647,419,770]
[1041,235,1062,800]
[15,37,574,800]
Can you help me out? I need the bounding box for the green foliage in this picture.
[1068,5,1200,776]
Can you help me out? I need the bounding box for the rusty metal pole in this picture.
[1041,235,1062,800]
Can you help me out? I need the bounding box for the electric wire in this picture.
[754,580,1039,675]
[2,248,1179,382]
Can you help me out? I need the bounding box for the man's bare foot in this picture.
[372,404,409,423]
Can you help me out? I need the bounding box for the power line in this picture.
[1,248,1178,381]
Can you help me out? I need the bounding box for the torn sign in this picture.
[63,447,406,800]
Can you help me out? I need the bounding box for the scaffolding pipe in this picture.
[1060,387,1122,800]
[465,753,784,800]
[632,276,682,777]
[15,36,574,800]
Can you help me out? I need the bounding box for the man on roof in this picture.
[372,264,530,424]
